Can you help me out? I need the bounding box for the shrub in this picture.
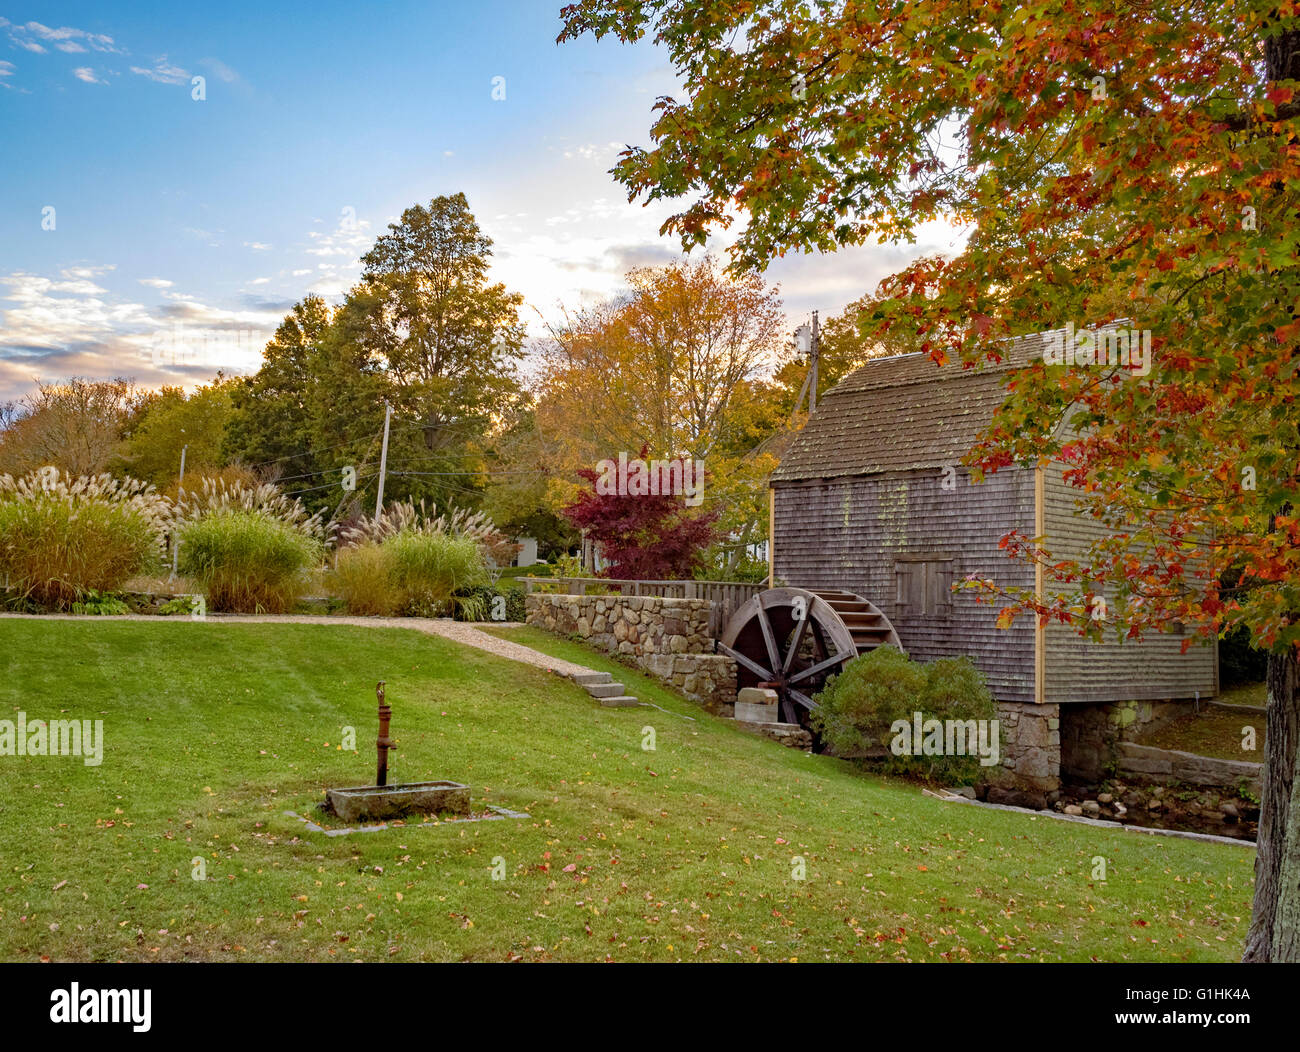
[1219,625,1267,686]
[451,584,526,623]
[177,510,322,613]
[0,469,170,609]
[811,646,925,755]
[812,647,998,785]
[69,590,131,616]
[333,533,492,617]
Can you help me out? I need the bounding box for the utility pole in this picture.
[171,444,187,579]
[374,402,392,518]
[809,310,820,413]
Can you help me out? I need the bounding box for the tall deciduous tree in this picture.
[224,295,387,512]
[123,379,234,489]
[0,377,136,477]
[561,0,1300,959]
[530,256,784,566]
[356,193,525,428]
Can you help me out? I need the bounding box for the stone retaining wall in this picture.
[1117,742,1262,795]
[526,593,736,712]
[1060,699,1194,780]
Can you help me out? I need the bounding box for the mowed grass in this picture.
[0,619,1254,962]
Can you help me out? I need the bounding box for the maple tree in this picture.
[562,448,721,579]
[561,1,1300,959]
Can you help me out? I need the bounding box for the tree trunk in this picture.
[1242,19,1300,964]
[1243,646,1300,961]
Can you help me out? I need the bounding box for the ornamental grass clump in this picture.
[174,478,324,613]
[333,500,495,617]
[0,469,171,609]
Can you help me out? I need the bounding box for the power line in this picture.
[284,472,378,498]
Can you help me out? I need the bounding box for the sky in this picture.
[0,1,964,403]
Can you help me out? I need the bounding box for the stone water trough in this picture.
[324,682,471,823]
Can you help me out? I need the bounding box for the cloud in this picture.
[243,241,272,251]
[560,141,624,162]
[5,20,120,56]
[181,226,222,247]
[0,61,15,77]
[61,265,116,280]
[0,269,285,402]
[303,213,372,259]
[137,277,174,289]
[199,57,241,84]
[130,57,189,85]
[72,67,107,85]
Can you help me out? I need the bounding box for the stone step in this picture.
[599,695,641,708]
[585,681,627,698]
[571,671,613,686]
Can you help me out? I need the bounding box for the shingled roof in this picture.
[770,328,1053,484]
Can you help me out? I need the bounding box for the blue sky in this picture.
[0,1,959,402]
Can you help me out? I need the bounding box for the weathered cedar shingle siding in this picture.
[1041,464,1218,702]
[770,327,1218,707]
[773,467,1038,704]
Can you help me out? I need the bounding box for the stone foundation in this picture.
[1060,699,1194,781]
[526,593,737,712]
[982,702,1061,810]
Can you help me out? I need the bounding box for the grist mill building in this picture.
[769,328,1217,806]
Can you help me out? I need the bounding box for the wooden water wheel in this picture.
[716,587,902,725]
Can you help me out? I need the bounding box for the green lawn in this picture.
[0,619,1254,962]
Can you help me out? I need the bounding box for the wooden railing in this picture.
[517,576,764,638]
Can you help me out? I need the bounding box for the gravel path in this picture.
[0,612,598,679]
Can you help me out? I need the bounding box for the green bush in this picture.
[812,647,998,785]
[0,470,169,609]
[1219,625,1267,686]
[452,584,526,623]
[69,590,131,616]
[811,646,925,754]
[178,509,321,613]
[333,532,492,617]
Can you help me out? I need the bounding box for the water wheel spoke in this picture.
[787,688,816,710]
[781,610,810,676]
[756,603,781,673]
[715,640,775,682]
[787,649,853,686]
